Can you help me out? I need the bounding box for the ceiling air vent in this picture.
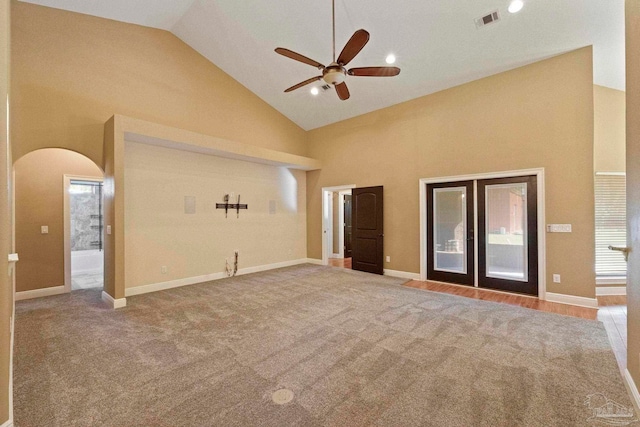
[475,10,500,29]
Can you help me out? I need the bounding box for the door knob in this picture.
[608,245,630,261]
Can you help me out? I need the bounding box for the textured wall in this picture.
[594,85,626,172]
[11,1,308,168]
[307,47,596,298]
[124,141,307,289]
[14,149,102,292]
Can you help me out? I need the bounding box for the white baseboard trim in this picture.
[596,286,627,296]
[597,276,627,286]
[544,292,598,308]
[384,269,421,281]
[125,258,320,297]
[624,369,640,414]
[101,291,127,309]
[15,285,66,301]
[1,419,13,427]
[126,272,227,297]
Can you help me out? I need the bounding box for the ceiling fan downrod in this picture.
[332,0,336,62]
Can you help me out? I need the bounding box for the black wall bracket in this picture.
[216,194,248,218]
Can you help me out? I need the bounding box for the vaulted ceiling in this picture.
[20,0,625,130]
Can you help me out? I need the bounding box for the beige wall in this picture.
[102,118,118,298]
[14,149,102,292]
[594,85,626,172]
[0,0,10,422]
[307,47,595,298]
[626,0,640,394]
[124,142,307,289]
[11,1,308,169]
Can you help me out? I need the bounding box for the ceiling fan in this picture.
[274,0,401,101]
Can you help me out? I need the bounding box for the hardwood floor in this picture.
[328,258,352,269]
[326,261,628,375]
[404,280,598,319]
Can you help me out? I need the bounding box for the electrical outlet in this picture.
[161,266,168,274]
[41,226,48,234]
[553,274,561,283]
[386,256,391,263]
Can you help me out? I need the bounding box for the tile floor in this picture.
[71,272,103,290]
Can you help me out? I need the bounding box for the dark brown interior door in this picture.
[352,186,383,274]
[427,181,475,285]
[477,176,538,295]
[344,194,353,258]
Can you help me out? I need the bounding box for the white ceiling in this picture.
[21,0,625,130]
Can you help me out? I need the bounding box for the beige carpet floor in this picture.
[14,264,634,426]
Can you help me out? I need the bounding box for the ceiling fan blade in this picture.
[348,66,401,77]
[335,82,350,100]
[337,29,370,66]
[275,48,325,69]
[284,76,322,93]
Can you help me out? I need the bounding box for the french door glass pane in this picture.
[433,187,466,273]
[485,183,527,281]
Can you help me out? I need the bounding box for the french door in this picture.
[427,175,538,296]
[426,181,474,285]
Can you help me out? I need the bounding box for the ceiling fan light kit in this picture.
[274,0,400,101]
[323,65,346,85]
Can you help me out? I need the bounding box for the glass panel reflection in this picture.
[485,183,527,281]
[433,187,466,273]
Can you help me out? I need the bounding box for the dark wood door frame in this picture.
[426,181,475,286]
[420,169,546,298]
[477,175,538,295]
[344,194,353,258]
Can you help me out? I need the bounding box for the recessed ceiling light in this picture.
[385,54,396,64]
[508,0,524,13]
[310,87,319,96]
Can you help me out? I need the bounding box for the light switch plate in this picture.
[41,226,48,234]
[106,225,112,235]
[547,224,572,233]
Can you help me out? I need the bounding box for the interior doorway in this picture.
[420,169,546,298]
[13,148,104,300]
[323,186,354,269]
[322,185,384,275]
[64,177,104,291]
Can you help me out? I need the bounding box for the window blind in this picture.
[595,173,627,277]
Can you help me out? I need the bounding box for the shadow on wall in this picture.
[14,148,103,294]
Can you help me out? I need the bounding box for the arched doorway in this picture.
[13,148,104,299]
